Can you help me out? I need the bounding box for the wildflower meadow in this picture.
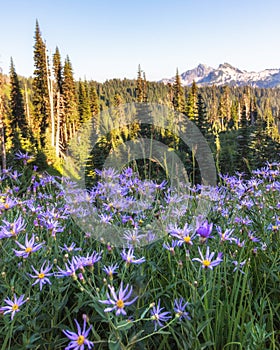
[0,155,279,349]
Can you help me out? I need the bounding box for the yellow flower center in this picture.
[202,259,211,267]
[4,203,9,209]
[10,228,16,236]
[12,304,19,311]
[151,313,159,321]
[116,299,124,309]
[77,335,85,345]
[25,247,32,253]
[38,273,45,279]
[184,236,191,243]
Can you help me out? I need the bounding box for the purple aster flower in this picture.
[216,226,235,243]
[13,234,44,258]
[9,170,22,181]
[99,213,112,224]
[120,247,146,265]
[76,251,102,269]
[0,197,17,211]
[99,282,138,316]
[44,219,64,237]
[164,191,184,204]
[173,297,191,321]
[192,246,223,269]
[121,167,133,178]
[15,151,33,165]
[95,167,119,180]
[59,243,82,253]
[123,229,146,247]
[267,218,280,231]
[150,299,172,330]
[102,263,119,280]
[232,260,246,274]
[28,261,53,290]
[196,219,213,242]
[63,318,94,349]
[0,294,27,320]
[169,223,196,246]
[162,240,178,255]
[248,231,261,243]
[234,216,252,225]
[234,238,245,248]
[56,260,77,278]
[0,215,26,239]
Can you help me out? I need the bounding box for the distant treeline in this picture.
[0,21,279,179]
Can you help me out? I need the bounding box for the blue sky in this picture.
[0,0,280,82]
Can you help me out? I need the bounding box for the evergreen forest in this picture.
[0,21,280,179]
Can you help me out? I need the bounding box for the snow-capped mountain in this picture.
[160,63,280,88]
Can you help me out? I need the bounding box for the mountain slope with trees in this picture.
[0,22,279,179]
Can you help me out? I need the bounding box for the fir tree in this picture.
[172,69,185,113]
[90,84,100,116]
[62,55,78,143]
[236,102,251,174]
[250,107,265,168]
[208,85,219,132]
[196,92,209,135]
[9,58,29,146]
[230,99,240,129]
[142,72,148,103]
[0,68,7,169]
[53,47,64,157]
[136,64,143,103]
[53,47,63,94]
[186,81,198,121]
[32,20,50,148]
[218,86,231,131]
[78,80,91,124]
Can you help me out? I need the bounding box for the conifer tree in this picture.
[53,47,63,94]
[62,55,78,143]
[218,86,231,131]
[78,80,91,124]
[53,47,64,157]
[32,20,50,148]
[197,92,209,135]
[136,64,143,103]
[0,68,7,169]
[236,102,251,174]
[208,85,219,132]
[249,97,258,126]
[263,99,274,137]
[186,81,198,121]
[9,58,29,147]
[90,84,100,116]
[230,99,240,129]
[250,107,266,168]
[142,72,148,103]
[89,84,100,133]
[172,69,185,113]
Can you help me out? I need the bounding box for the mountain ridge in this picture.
[160,63,280,88]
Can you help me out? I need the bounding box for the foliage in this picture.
[0,158,279,349]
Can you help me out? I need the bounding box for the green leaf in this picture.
[116,319,134,331]
[108,334,122,350]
